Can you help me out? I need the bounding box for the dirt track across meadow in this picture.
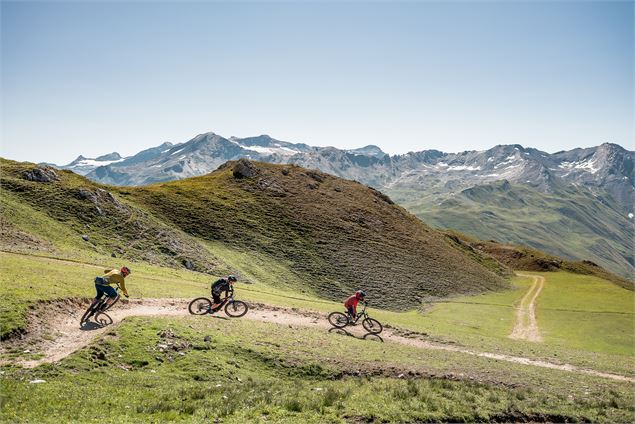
[1,297,633,383]
[509,273,545,342]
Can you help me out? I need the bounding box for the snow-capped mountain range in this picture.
[55,132,633,214]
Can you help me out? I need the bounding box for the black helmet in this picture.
[227,275,238,282]
[355,290,366,299]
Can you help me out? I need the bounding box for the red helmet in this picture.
[120,266,131,277]
[355,290,366,299]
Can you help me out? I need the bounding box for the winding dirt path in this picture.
[1,297,633,383]
[509,273,545,342]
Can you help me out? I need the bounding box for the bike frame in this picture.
[350,302,369,323]
[211,286,236,310]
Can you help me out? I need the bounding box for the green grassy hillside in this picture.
[0,159,228,274]
[390,180,635,279]
[123,160,508,308]
[443,230,633,290]
[1,158,508,309]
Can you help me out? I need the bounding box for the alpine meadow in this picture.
[2,2,634,423]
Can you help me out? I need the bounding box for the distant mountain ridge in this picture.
[54,133,633,212]
[50,131,634,278]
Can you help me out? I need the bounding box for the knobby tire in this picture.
[224,300,249,318]
[328,312,349,328]
[362,318,383,334]
[189,297,212,315]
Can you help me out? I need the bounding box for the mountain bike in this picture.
[328,301,383,334]
[80,283,121,324]
[188,286,249,317]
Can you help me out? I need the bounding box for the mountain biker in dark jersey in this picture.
[344,290,366,323]
[209,275,238,312]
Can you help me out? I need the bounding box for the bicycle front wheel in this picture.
[225,300,248,318]
[362,317,383,334]
[189,297,212,315]
[328,312,349,328]
[80,301,99,324]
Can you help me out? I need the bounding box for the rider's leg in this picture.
[100,285,118,310]
[209,292,222,312]
[346,306,355,323]
[94,284,105,306]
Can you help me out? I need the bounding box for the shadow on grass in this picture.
[207,315,230,321]
[328,327,384,343]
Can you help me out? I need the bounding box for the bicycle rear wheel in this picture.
[225,300,248,317]
[362,317,383,334]
[93,312,113,326]
[189,297,212,315]
[328,312,349,328]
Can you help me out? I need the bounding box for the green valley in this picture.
[391,180,635,279]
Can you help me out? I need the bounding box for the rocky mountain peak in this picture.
[95,152,122,161]
[347,145,387,158]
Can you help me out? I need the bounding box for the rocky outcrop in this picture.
[233,159,259,179]
[23,167,59,183]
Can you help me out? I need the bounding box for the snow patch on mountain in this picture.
[227,138,300,156]
[559,159,600,174]
[74,158,124,167]
[448,165,481,171]
[170,147,186,156]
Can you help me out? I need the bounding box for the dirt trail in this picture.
[509,273,545,342]
[2,297,633,383]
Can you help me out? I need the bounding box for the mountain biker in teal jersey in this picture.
[209,275,238,312]
[344,290,366,323]
[92,266,131,310]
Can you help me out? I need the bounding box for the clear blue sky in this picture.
[2,1,633,164]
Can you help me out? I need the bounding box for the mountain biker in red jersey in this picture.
[344,290,366,323]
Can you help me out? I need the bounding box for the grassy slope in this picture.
[2,252,632,375]
[1,251,633,421]
[411,272,634,375]
[443,229,633,290]
[2,316,633,423]
[537,272,634,355]
[1,159,508,310]
[125,161,508,309]
[389,180,635,279]
[0,159,229,274]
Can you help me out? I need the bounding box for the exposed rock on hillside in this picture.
[23,167,59,183]
[233,159,259,179]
